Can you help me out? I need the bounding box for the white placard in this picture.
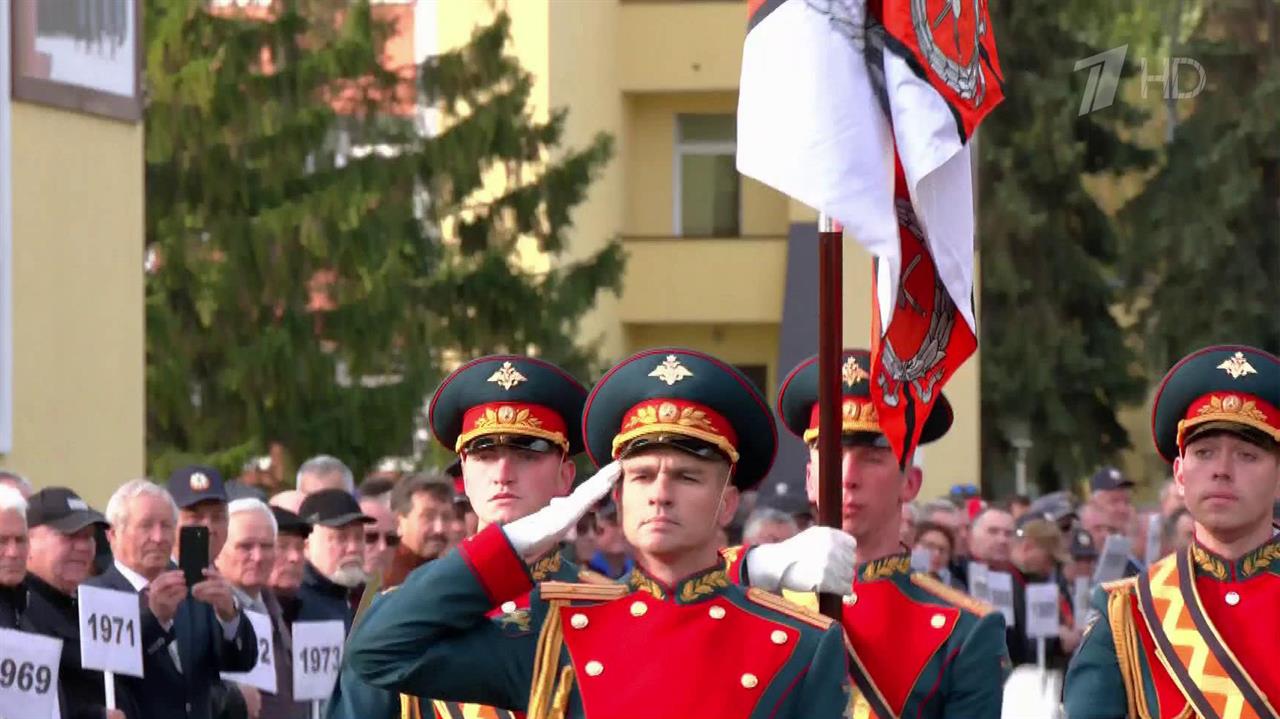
[0,628,63,719]
[221,611,276,694]
[967,562,991,603]
[1073,575,1093,632]
[910,547,933,574]
[291,621,344,703]
[1024,582,1060,639]
[1092,535,1133,585]
[1145,514,1163,566]
[987,571,1016,627]
[77,586,143,678]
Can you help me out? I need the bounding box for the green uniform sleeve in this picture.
[940,611,1010,719]
[325,659,400,719]
[1063,587,1129,719]
[345,547,538,711]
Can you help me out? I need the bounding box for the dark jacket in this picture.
[296,563,357,632]
[85,564,258,719]
[22,574,139,719]
[251,589,308,719]
[0,578,28,630]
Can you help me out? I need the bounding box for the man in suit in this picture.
[23,487,134,719]
[217,498,306,719]
[87,479,258,719]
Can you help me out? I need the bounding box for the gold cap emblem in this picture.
[1217,351,1257,380]
[190,472,210,492]
[649,355,693,386]
[487,361,527,391]
[842,357,870,388]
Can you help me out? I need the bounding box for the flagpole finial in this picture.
[819,213,843,234]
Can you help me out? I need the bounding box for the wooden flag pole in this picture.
[817,213,844,620]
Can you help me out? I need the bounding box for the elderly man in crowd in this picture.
[268,505,311,626]
[0,485,28,629]
[382,473,453,588]
[742,506,800,545]
[88,479,257,719]
[23,487,132,719]
[296,456,355,497]
[969,505,1016,568]
[297,489,371,630]
[217,498,308,719]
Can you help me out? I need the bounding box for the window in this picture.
[734,365,769,396]
[675,114,739,237]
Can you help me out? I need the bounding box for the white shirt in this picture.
[113,560,242,672]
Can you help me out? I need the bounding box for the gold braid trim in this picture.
[549,665,576,719]
[910,573,995,617]
[527,598,568,719]
[1107,584,1153,719]
[539,581,628,602]
[746,587,833,629]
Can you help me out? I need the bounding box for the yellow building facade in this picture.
[426,0,981,499]
[1,9,146,507]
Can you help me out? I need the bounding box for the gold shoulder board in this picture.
[575,569,615,585]
[910,573,995,618]
[746,587,834,629]
[1101,576,1138,594]
[539,581,629,602]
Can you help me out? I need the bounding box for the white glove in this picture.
[503,461,623,561]
[745,526,856,595]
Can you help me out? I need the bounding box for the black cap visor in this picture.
[463,434,561,455]
[43,510,109,534]
[618,434,733,464]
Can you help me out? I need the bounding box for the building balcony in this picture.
[618,235,786,324]
[617,1,745,93]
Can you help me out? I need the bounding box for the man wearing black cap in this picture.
[296,488,373,631]
[88,479,258,719]
[23,487,134,719]
[268,506,312,627]
[1089,466,1136,531]
[1066,345,1280,718]
[346,348,855,718]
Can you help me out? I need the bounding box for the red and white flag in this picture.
[737,0,1003,464]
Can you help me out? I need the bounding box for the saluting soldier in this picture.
[1064,345,1280,719]
[345,348,855,719]
[328,355,601,719]
[730,349,1011,718]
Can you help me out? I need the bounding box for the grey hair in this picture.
[742,507,799,544]
[106,479,178,529]
[0,471,33,497]
[0,485,27,527]
[227,498,278,539]
[902,502,920,523]
[296,455,355,493]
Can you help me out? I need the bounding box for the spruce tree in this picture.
[145,1,621,479]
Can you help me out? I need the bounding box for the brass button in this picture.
[930,613,946,629]
[570,613,589,629]
[500,601,517,614]
[843,593,858,606]
[585,660,603,677]
[708,605,726,620]
[630,601,648,617]
[770,630,788,645]
[741,673,759,689]
[1225,591,1241,606]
